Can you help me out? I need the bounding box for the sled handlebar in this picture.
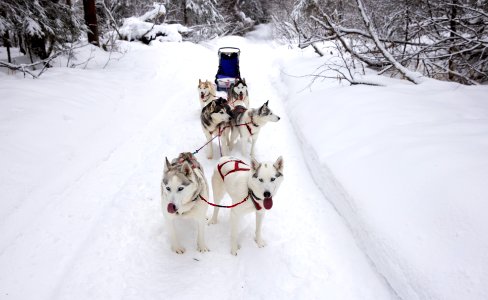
[218,47,240,56]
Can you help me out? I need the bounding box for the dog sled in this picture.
[215,47,240,92]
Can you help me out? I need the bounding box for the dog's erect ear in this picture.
[209,100,216,111]
[164,157,171,172]
[242,78,246,84]
[274,156,284,173]
[181,161,192,177]
[258,101,268,114]
[251,157,261,171]
[199,79,202,84]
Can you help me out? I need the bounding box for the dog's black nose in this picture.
[263,191,271,198]
[277,117,281,120]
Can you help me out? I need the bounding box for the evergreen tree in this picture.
[0,0,84,61]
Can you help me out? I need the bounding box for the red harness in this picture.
[230,106,257,136]
[177,157,200,170]
[216,159,263,210]
[217,159,250,180]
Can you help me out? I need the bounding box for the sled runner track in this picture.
[288,118,401,298]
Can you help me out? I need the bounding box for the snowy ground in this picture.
[2,25,487,300]
[0,29,395,299]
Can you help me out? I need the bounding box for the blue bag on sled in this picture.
[215,47,240,92]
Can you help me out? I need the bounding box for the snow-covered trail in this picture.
[1,33,394,299]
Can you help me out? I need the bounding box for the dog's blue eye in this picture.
[259,178,264,182]
[178,187,184,191]
[270,178,275,182]
[166,187,171,191]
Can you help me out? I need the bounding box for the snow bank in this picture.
[281,46,488,300]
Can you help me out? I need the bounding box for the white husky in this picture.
[230,100,280,157]
[209,155,284,255]
[161,153,210,254]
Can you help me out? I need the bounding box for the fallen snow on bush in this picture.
[119,18,188,43]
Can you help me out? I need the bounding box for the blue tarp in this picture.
[216,52,240,79]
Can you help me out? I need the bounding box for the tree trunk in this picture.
[1,9,12,63]
[3,31,12,63]
[29,35,48,60]
[448,0,458,80]
[183,1,189,25]
[83,0,100,46]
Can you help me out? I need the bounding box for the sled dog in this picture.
[230,100,280,157]
[228,78,249,108]
[198,79,217,108]
[209,156,284,255]
[201,97,233,159]
[161,152,210,254]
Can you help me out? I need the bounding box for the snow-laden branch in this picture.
[0,51,62,78]
[311,14,386,68]
[138,2,166,22]
[354,0,424,84]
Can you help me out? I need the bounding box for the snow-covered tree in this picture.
[271,0,488,84]
[184,0,223,26]
[0,0,84,61]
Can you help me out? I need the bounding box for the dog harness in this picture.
[232,106,259,136]
[217,159,250,180]
[177,157,200,170]
[244,116,259,135]
[215,159,263,210]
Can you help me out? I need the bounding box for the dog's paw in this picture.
[208,218,218,225]
[231,244,240,256]
[198,245,210,253]
[255,238,267,248]
[171,245,186,254]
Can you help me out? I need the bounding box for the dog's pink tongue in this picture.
[239,93,243,100]
[263,197,273,210]
[167,203,177,214]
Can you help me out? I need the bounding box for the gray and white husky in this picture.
[209,156,284,255]
[161,152,210,254]
[201,97,233,159]
[228,78,249,108]
[230,100,280,157]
